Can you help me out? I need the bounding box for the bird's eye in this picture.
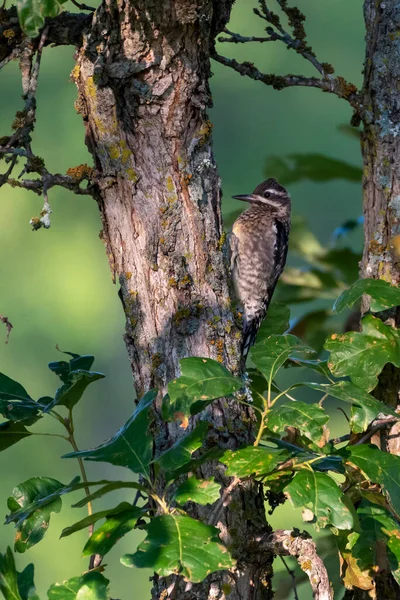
[264,192,271,198]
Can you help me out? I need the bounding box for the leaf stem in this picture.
[62,409,101,570]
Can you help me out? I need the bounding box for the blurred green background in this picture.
[0,1,364,598]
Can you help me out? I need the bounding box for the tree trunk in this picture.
[350,1,400,598]
[73,1,273,598]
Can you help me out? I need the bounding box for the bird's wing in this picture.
[241,219,289,360]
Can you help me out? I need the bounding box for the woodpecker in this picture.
[230,178,291,360]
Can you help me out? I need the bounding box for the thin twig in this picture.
[213,0,361,112]
[280,556,300,600]
[70,0,96,11]
[0,315,13,343]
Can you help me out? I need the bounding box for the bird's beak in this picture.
[232,194,256,203]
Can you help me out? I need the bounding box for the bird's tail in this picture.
[241,312,264,363]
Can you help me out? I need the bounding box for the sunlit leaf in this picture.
[305,381,398,433]
[166,358,241,422]
[6,478,66,553]
[265,153,362,185]
[220,446,287,478]
[5,477,115,540]
[285,470,354,530]
[156,421,209,475]
[47,572,109,600]
[351,500,400,574]
[83,506,143,558]
[173,477,221,506]
[341,444,400,519]
[325,314,400,391]
[63,390,156,480]
[251,334,311,384]
[334,278,400,314]
[267,401,329,447]
[121,514,234,582]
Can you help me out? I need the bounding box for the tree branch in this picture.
[258,529,333,600]
[0,6,92,67]
[213,0,361,112]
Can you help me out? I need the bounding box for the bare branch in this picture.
[258,529,333,600]
[0,315,13,344]
[212,52,361,110]
[214,0,361,112]
[0,7,92,69]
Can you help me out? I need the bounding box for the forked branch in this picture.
[213,0,361,113]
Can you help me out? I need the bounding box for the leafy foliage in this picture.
[326,314,400,391]
[0,548,39,600]
[334,277,400,313]
[285,471,354,530]
[165,357,242,422]
[63,390,156,480]
[121,514,235,582]
[47,572,109,599]
[1,277,400,595]
[16,0,68,38]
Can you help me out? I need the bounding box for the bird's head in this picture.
[232,178,290,210]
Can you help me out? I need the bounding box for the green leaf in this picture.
[388,536,400,585]
[221,446,287,478]
[0,548,22,600]
[251,334,311,384]
[6,477,66,552]
[71,481,147,509]
[16,0,44,37]
[47,572,109,600]
[17,563,40,600]
[287,357,332,379]
[285,470,354,530]
[173,477,221,506]
[156,421,209,475]
[305,381,398,433]
[0,373,39,424]
[83,506,143,558]
[40,0,61,17]
[334,278,400,314]
[121,514,234,583]
[16,0,62,38]
[325,314,400,391]
[265,153,362,185]
[49,354,95,383]
[4,478,118,534]
[63,390,156,480]
[256,303,290,341]
[267,401,329,447]
[0,373,32,403]
[46,370,105,411]
[351,500,400,573]
[60,502,133,538]
[166,358,242,421]
[341,444,400,519]
[0,422,32,452]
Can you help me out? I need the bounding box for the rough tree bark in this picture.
[71,1,274,599]
[346,2,400,599]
